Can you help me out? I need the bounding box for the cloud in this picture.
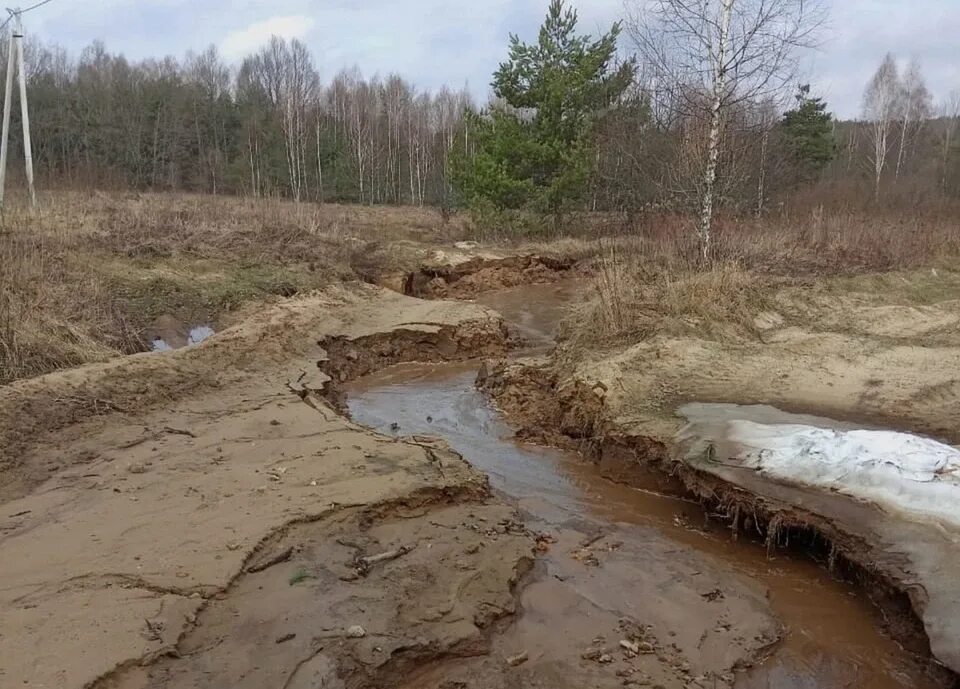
[219,15,315,59]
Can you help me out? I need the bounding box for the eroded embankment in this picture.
[478,357,960,685]
[403,251,580,298]
[0,285,539,689]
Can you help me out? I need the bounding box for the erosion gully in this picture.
[345,281,939,689]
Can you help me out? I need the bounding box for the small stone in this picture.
[346,625,366,638]
[506,650,528,666]
[620,640,640,655]
[598,654,614,664]
[275,633,296,644]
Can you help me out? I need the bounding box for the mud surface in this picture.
[0,286,525,689]
[3,270,957,689]
[350,365,777,688]
[347,282,946,689]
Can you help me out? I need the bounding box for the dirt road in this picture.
[0,280,784,689]
[3,270,959,688]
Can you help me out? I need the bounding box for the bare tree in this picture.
[862,54,900,200]
[184,46,230,193]
[627,0,824,259]
[938,90,960,193]
[894,58,932,180]
[753,99,779,216]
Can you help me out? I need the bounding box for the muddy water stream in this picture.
[346,282,938,689]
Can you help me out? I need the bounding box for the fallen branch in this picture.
[356,544,415,574]
[579,531,607,549]
[163,426,197,438]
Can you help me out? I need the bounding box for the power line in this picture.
[1,0,57,32]
[16,0,56,15]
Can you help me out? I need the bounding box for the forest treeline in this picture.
[4,1,960,218]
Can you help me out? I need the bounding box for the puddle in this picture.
[148,316,215,351]
[345,282,941,689]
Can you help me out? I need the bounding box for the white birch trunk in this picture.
[895,101,911,181]
[697,0,734,261]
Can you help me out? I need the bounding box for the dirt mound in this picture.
[405,250,578,298]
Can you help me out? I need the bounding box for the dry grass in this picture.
[1,226,142,381]
[559,208,960,352]
[561,245,773,350]
[6,190,960,384]
[0,192,466,384]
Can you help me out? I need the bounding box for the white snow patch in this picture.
[723,421,960,528]
[151,326,215,352]
[188,326,215,345]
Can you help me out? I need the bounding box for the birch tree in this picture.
[894,58,932,181]
[628,0,824,259]
[862,54,900,200]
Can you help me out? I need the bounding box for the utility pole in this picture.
[15,11,35,207]
[0,13,16,207]
[0,7,37,209]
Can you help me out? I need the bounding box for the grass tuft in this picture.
[288,567,313,586]
[561,244,774,350]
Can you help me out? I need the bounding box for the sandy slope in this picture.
[0,286,529,689]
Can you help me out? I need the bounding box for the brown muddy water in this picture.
[345,282,940,689]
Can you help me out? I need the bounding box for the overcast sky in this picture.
[25,0,960,119]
